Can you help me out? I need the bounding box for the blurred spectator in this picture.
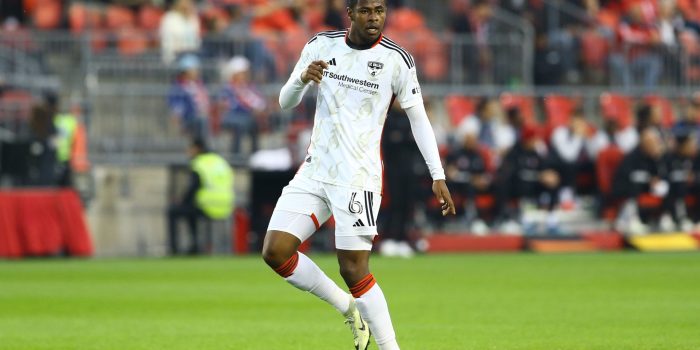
[222,4,278,81]
[380,103,420,257]
[497,125,561,234]
[26,104,58,187]
[323,0,347,30]
[677,0,700,34]
[447,121,496,234]
[457,97,515,155]
[613,127,669,232]
[673,95,700,141]
[589,117,639,155]
[449,0,494,84]
[665,133,698,230]
[45,92,78,187]
[636,103,673,147]
[610,4,663,88]
[167,54,210,140]
[550,109,596,206]
[160,0,202,64]
[218,56,266,155]
[167,138,234,255]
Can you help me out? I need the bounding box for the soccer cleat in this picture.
[344,298,371,350]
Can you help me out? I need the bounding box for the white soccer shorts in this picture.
[267,174,381,251]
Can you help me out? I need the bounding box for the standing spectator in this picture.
[610,4,663,88]
[550,109,597,206]
[218,56,266,155]
[497,125,562,234]
[665,133,698,230]
[167,138,234,255]
[447,121,497,234]
[26,104,58,186]
[612,127,669,233]
[380,103,421,258]
[160,0,201,64]
[449,0,494,84]
[323,0,347,30]
[223,4,278,81]
[167,54,211,140]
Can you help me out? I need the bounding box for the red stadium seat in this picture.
[117,28,149,56]
[643,95,676,128]
[445,95,475,126]
[596,145,625,222]
[69,3,103,33]
[138,5,164,31]
[500,93,536,125]
[33,0,62,29]
[600,93,633,128]
[105,5,135,30]
[544,94,577,128]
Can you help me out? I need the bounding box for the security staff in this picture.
[167,138,234,255]
[54,112,77,186]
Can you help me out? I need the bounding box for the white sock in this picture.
[352,275,400,350]
[278,252,351,315]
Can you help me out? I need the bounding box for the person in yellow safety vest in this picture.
[54,113,77,186]
[46,91,90,187]
[167,138,234,255]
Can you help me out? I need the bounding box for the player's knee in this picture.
[262,238,293,269]
[338,261,369,285]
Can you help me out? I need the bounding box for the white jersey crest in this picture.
[291,30,423,193]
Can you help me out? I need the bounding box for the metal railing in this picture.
[1,29,699,164]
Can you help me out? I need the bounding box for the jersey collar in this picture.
[345,30,383,50]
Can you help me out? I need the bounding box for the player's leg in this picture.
[262,178,353,315]
[330,186,399,350]
[337,242,399,350]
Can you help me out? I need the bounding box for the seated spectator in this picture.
[160,0,201,64]
[612,127,669,233]
[550,109,597,206]
[673,95,700,141]
[167,138,234,255]
[497,125,562,234]
[589,118,640,156]
[447,121,496,234]
[457,97,515,155]
[167,55,211,140]
[636,103,673,147]
[665,133,698,230]
[218,56,266,155]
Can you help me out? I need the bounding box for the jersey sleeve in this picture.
[393,56,423,110]
[290,37,320,82]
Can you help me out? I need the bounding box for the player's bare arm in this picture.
[301,60,329,84]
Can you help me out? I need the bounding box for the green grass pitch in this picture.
[1,252,699,349]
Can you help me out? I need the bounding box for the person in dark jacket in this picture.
[446,121,495,233]
[665,134,698,230]
[497,125,561,234]
[379,103,421,257]
[612,127,669,229]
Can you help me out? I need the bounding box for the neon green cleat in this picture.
[344,298,371,350]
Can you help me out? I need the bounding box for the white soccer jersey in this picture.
[291,29,424,193]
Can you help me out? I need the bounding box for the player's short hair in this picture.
[347,0,385,9]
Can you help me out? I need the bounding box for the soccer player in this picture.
[261,1,455,349]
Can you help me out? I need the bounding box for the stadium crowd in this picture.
[1,0,700,85]
[2,0,700,244]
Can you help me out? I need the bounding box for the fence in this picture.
[1,29,699,164]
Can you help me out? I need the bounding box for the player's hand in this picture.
[301,60,329,84]
[432,179,456,216]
